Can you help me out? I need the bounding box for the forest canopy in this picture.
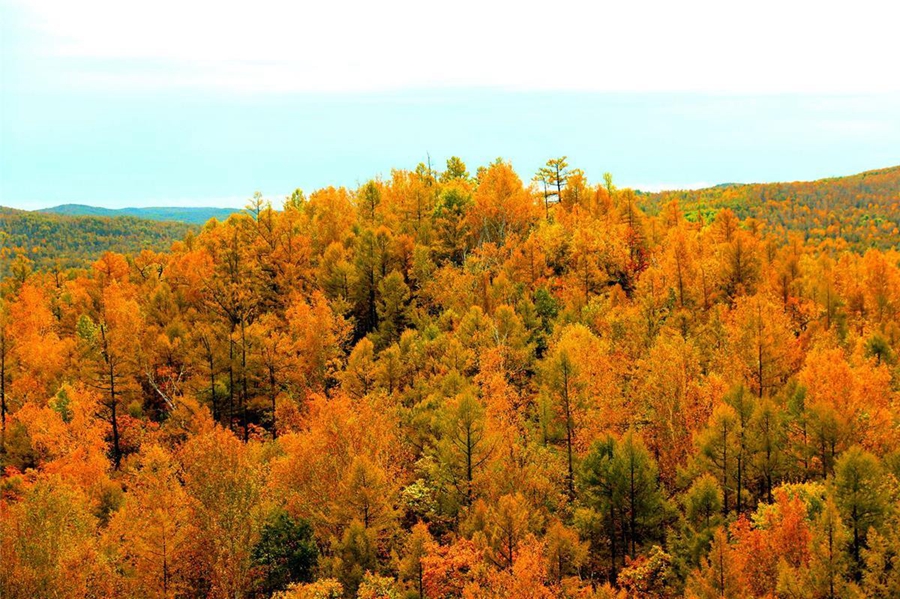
[1,158,900,599]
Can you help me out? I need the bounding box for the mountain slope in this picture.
[39,204,240,225]
[0,208,194,276]
[640,166,900,249]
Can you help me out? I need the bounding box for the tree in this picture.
[358,181,383,223]
[603,172,615,198]
[273,579,343,599]
[353,226,394,335]
[331,520,378,597]
[540,326,595,499]
[683,474,724,533]
[726,491,812,597]
[399,522,433,598]
[0,299,11,448]
[436,392,492,508]
[433,184,472,265]
[535,157,569,219]
[748,398,785,504]
[180,428,263,599]
[807,497,851,599]
[420,538,482,599]
[543,520,587,583]
[339,455,396,533]
[472,538,557,599]
[663,226,697,309]
[252,313,293,439]
[728,294,800,398]
[77,280,143,469]
[4,282,70,407]
[617,545,675,599]
[252,510,318,596]
[2,383,110,493]
[342,338,377,399]
[607,432,667,559]
[305,186,356,253]
[619,189,648,286]
[686,528,743,599]
[6,155,900,599]
[807,402,846,479]
[106,444,195,599]
[285,291,349,394]
[440,156,470,183]
[833,446,887,575]
[200,220,260,438]
[634,332,707,486]
[560,168,588,209]
[720,229,760,298]
[860,524,900,599]
[468,160,536,245]
[478,493,534,569]
[356,572,400,599]
[580,433,666,577]
[695,404,741,515]
[375,271,411,349]
[0,479,103,599]
[191,320,226,423]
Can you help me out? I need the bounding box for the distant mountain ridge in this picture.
[39,204,240,225]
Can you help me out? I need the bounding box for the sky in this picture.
[1,0,899,210]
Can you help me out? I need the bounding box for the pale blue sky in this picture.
[2,0,899,210]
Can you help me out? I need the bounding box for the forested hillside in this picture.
[2,158,900,599]
[40,204,240,225]
[642,166,900,250]
[0,208,195,276]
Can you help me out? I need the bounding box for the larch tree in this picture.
[695,404,741,515]
[535,157,569,220]
[76,280,143,470]
[106,444,195,599]
[180,428,263,599]
[833,446,888,576]
[436,392,493,508]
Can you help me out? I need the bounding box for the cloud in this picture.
[9,0,900,94]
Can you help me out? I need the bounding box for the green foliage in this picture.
[330,521,378,597]
[252,510,318,596]
[0,208,193,275]
[580,432,667,577]
[833,446,888,573]
[683,474,723,532]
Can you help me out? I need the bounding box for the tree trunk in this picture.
[269,364,277,440]
[629,453,637,558]
[110,360,121,470]
[240,319,249,442]
[1,335,6,448]
[562,365,575,500]
[228,333,235,431]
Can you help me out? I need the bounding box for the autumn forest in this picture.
[2,158,900,599]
